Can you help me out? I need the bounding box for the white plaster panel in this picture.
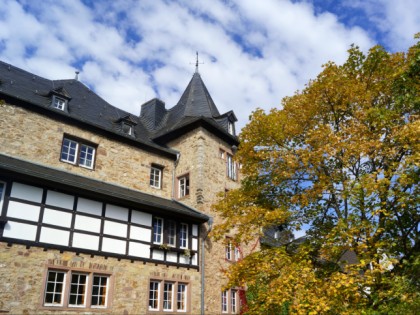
[104,221,127,238]
[72,233,99,251]
[3,221,37,241]
[128,242,150,258]
[46,190,74,210]
[102,237,126,255]
[105,204,128,221]
[7,201,40,221]
[192,224,198,237]
[131,210,152,226]
[179,255,190,264]
[152,249,164,261]
[192,253,198,265]
[77,198,102,216]
[166,252,178,263]
[192,238,198,251]
[40,227,69,246]
[43,208,72,228]
[11,182,43,203]
[74,215,101,233]
[130,226,151,242]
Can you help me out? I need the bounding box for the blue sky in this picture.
[1,0,419,130]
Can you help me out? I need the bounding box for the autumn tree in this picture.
[212,35,420,314]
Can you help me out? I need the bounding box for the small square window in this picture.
[178,175,189,198]
[53,96,67,111]
[150,165,163,189]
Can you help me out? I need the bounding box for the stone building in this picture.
[0,60,243,314]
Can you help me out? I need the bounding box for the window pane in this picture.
[221,290,228,313]
[177,283,187,311]
[231,290,237,313]
[44,271,66,305]
[150,167,162,189]
[149,281,160,310]
[153,218,163,244]
[179,176,189,198]
[163,282,173,310]
[61,139,78,163]
[167,220,176,246]
[79,144,95,168]
[91,275,108,307]
[69,273,88,306]
[180,223,188,249]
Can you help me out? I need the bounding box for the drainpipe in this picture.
[201,217,213,315]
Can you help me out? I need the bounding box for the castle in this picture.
[0,60,245,314]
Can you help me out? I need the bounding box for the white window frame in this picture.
[228,121,234,135]
[177,283,187,312]
[163,282,174,311]
[179,223,188,249]
[153,217,163,244]
[227,154,237,181]
[52,95,67,111]
[60,137,96,170]
[167,220,177,247]
[43,269,110,309]
[149,281,160,311]
[150,166,162,189]
[178,175,189,198]
[225,242,232,260]
[231,290,238,314]
[221,290,228,313]
[149,280,189,313]
[68,273,88,308]
[44,270,66,306]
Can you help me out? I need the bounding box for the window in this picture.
[219,149,225,159]
[149,280,189,312]
[221,289,239,314]
[225,239,240,262]
[60,137,96,169]
[178,175,190,198]
[227,154,237,180]
[43,269,110,309]
[121,121,133,136]
[180,223,188,249]
[150,165,163,189]
[52,96,67,111]
[167,220,177,247]
[153,217,163,244]
[228,121,234,135]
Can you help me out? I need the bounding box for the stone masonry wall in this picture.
[168,128,255,314]
[0,243,201,314]
[0,102,174,198]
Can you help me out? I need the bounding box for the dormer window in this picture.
[52,95,67,111]
[115,115,137,137]
[122,121,133,136]
[228,121,234,135]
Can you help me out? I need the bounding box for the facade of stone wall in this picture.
[169,128,251,314]
[0,102,174,198]
[0,243,201,314]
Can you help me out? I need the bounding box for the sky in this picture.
[1,0,419,131]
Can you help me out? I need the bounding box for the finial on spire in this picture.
[193,51,204,73]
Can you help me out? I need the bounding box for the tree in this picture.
[212,35,420,314]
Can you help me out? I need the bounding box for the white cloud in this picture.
[1,0,417,130]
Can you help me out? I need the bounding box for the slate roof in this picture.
[0,61,177,158]
[0,60,238,149]
[0,153,209,222]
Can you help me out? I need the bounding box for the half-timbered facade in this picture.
[0,60,242,314]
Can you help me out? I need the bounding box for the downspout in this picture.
[201,217,213,315]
